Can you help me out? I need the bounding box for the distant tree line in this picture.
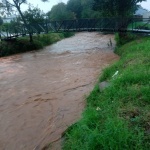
[1,0,146,24]
[47,0,146,21]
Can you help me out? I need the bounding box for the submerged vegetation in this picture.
[63,36,150,150]
[0,32,74,57]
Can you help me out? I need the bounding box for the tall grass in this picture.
[63,37,150,150]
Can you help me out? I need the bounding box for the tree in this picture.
[81,0,101,18]
[49,2,74,21]
[93,0,146,42]
[67,0,83,19]
[0,0,14,17]
[93,0,146,17]
[21,6,45,24]
[2,0,49,42]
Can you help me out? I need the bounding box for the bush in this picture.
[0,38,43,57]
[62,32,75,38]
[0,32,74,57]
[115,33,138,46]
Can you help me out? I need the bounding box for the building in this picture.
[143,12,150,19]
[134,6,150,22]
[134,6,148,17]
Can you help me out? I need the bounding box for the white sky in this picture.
[139,0,150,11]
[19,0,150,13]
[21,0,68,13]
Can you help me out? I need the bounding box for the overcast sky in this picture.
[20,0,150,13]
[21,0,68,13]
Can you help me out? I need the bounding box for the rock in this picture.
[99,81,110,92]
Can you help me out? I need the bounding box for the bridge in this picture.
[0,18,150,41]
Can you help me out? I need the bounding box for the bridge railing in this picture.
[0,18,150,40]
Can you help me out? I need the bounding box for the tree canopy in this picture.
[81,0,101,18]
[93,0,146,17]
[21,6,45,24]
[48,0,101,21]
[49,2,74,21]
[67,0,83,19]
[1,0,49,42]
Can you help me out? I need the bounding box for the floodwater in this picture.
[0,32,119,150]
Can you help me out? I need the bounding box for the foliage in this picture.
[2,0,49,42]
[115,33,139,46]
[128,21,150,30]
[0,0,13,17]
[0,32,74,57]
[81,0,102,18]
[0,38,43,56]
[93,0,146,42]
[93,0,146,17]
[0,19,23,34]
[49,2,74,21]
[0,6,46,35]
[62,32,75,38]
[63,36,150,150]
[19,6,46,24]
[67,0,83,19]
[48,0,102,21]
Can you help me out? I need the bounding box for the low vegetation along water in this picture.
[0,32,119,150]
[63,36,150,150]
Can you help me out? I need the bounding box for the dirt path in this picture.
[0,32,119,150]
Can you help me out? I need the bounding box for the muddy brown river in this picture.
[0,32,119,150]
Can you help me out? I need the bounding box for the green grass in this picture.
[63,37,150,150]
[128,21,150,30]
[0,32,74,57]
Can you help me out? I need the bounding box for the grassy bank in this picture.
[128,21,150,30]
[0,32,74,57]
[63,37,150,150]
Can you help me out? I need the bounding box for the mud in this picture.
[0,32,119,150]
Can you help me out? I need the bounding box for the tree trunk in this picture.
[29,33,33,43]
[13,0,33,42]
[117,18,129,45]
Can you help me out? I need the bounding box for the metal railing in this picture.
[0,18,150,40]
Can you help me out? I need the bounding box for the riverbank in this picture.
[0,32,74,57]
[63,36,150,149]
[0,32,118,150]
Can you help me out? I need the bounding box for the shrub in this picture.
[0,32,74,57]
[115,33,138,46]
[0,38,43,57]
[63,32,74,38]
